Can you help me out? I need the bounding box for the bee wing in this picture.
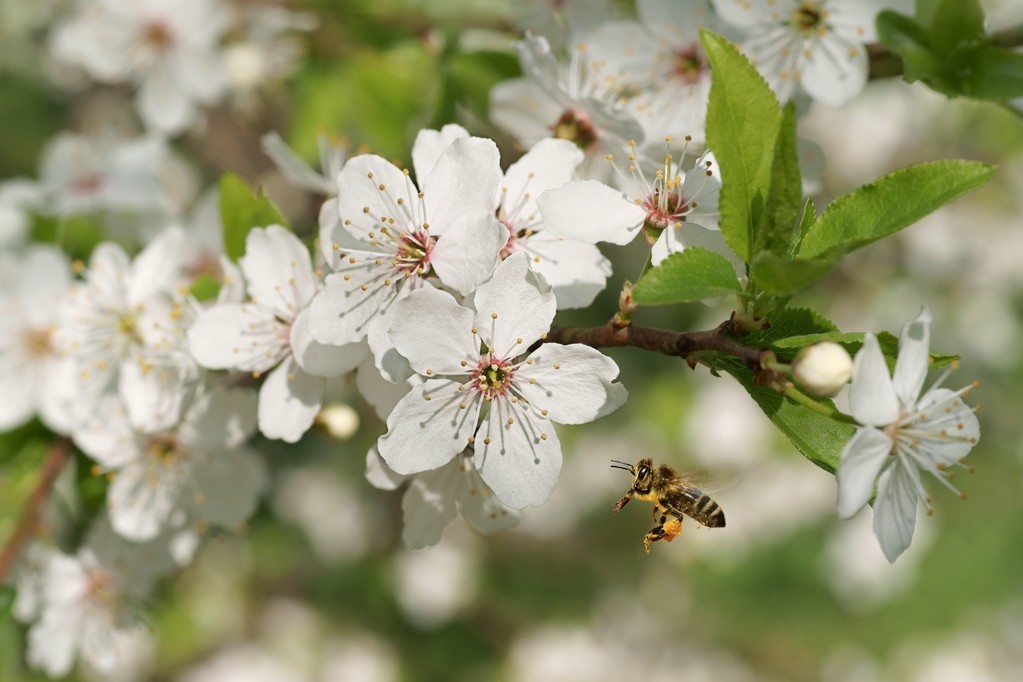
[675,465,739,494]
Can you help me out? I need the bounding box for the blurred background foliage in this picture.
[2,0,1023,680]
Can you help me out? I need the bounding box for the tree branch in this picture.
[0,439,72,585]
[542,321,767,368]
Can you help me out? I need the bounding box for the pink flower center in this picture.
[642,188,689,232]
[551,109,599,151]
[71,174,104,195]
[144,20,174,50]
[499,219,518,260]
[471,355,514,398]
[393,229,436,276]
[672,47,708,85]
[147,433,181,465]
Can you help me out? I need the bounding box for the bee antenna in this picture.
[610,460,634,473]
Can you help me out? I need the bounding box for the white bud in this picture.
[792,342,852,397]
[315,403,360,440]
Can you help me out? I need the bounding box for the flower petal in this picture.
[188,303,289,373]
[257,358,323,443]
[914,387,980,465]
[178,383,258,451]
[411,124,470,181]
[515,343,626,424]
[458,463,520,536]
[430,214,505,296]
[107,460,178,541]
[355,354,412,421]
[400,462,461,549]
[336,155,420,242]
[366,445,410,491]
[378,379,474,475]
[521,232,612,309]
[389,285,477,375]
[261,131,332,194]
[366,314,413,385]
[836,426,893,518]
[872,459,920,563]
[489,78,563,147]
[536,180,646,245]
[188,447,266,531]
[307,264,408,346]
[501,138,584,224]
[892,305,931,407]
[240,225,317,318]
[421,137,502,235]
[474,404,562,509]
[801,35,867,107]
[128,226,185,306]
[290,307,367,378]
[472,251,555,359]
[849,333,899,427]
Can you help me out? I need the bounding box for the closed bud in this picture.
[792,342,852,397]
[316,403,360,440]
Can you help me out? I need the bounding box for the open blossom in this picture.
[377,253,627,509]
[61,226,199,433]
[74,382,265,542]
[308,135,506,348]
[418,125,612,309]
[50,0,229,134]
[490,33,644,185]
[712,0,906,107]
[537,139,738,270]
[836,307,980,562]
[188,226,366,443]
[0,245,76,433]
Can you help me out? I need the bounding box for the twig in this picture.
[0,439,73,584]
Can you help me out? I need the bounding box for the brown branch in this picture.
[0,439,73,584]
[542,321,767,369]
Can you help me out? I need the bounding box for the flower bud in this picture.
[792,342,852,397]
[315,403,360,440]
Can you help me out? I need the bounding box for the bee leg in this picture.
[644,523,670,554]
[612,491,633,514]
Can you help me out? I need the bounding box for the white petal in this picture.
[355,354,412,421]
[458,464,520,536]
[515,343,626,424]
[892,305,932,408]
[849,333,899,427]
[307,266,409,346]
[801,36,867,107]
[335,155,417,242]
[914,387,980,465]
[240,225,317,318]
[290,307,367,378]
[421,137,502,235]
[400,462,461,549]
[17,245,72,312]
[489,78,564,147]
[473,405,562,509]
[472,251,555,358]
[377,379,474,475]
[522,232,612,309]
[130,226,185,304]
[261,131,332,194]
[27,605,83,677]
[835,426,893,518]
[188,447,266,530]
[73,395,138,469]
[639,0,708,44]
[86,242,131,301]
[501,138,584,223]
[108,461,177,541]
[388,285,478,375]
[187,303,289,373]
[872,459,920,563]
[430,214,504,296]
[178,382,258,451]
[411,124,470,181]
[366,313,413,385]
[536,180,646,245]
[137,64,195,135]
[119,355,191,433]
[366,445,410,491]
[257,358,323,443]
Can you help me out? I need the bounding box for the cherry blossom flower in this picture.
[50,0,230,134]
[416,124,613,309]
[0,245,76,433]
[536,139,738,270]
[490,33,644,185]
[377,253,627,509]
[836,307,981,562]
[74,382,265,542]
[61,226,199,433]
[188,226,366,443]
[308,135,506,348]
[712,0,907,107]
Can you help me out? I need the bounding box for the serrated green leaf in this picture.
[749,251,837,295]
[928,0,985,55]
[876,11,946,88]
[745,307,838,346]
[701,30,782,263]
[796,160,996,260]
[789,196,816,258]
[964,46,1023,100]
[219,173,288,263]
[632,247,742,305]
[723,360,854,474]
[756,102,802,259]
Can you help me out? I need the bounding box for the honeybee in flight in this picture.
[611,458,734,553]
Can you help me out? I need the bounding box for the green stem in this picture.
[784,386,857,424]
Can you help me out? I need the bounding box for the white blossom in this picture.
[0,245,76,433]
[377,252,627,510]
[712,0,908,107]
[490,33,644,185]
[836,307,980,562]
[61,226,199,433]
[50,0,230,134]
[188,226,366,442]
[537,139,738,271]
[74,381,265,542]
[308,135,506,348]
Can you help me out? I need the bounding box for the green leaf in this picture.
[756,102,803,260]
[632,248,742,305]
[749,251,837,295]
[189,273,222,302]
[701,30,782,263]
[218,173,288,263]
[965,47,1023,100]
[789,196,816,258]
[744,307,838,346]
[723,360,854,474]
[796,160,996,260]
[876,11,947,88]
[928,0,985,55]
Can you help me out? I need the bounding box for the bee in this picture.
[611,458,733,553]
